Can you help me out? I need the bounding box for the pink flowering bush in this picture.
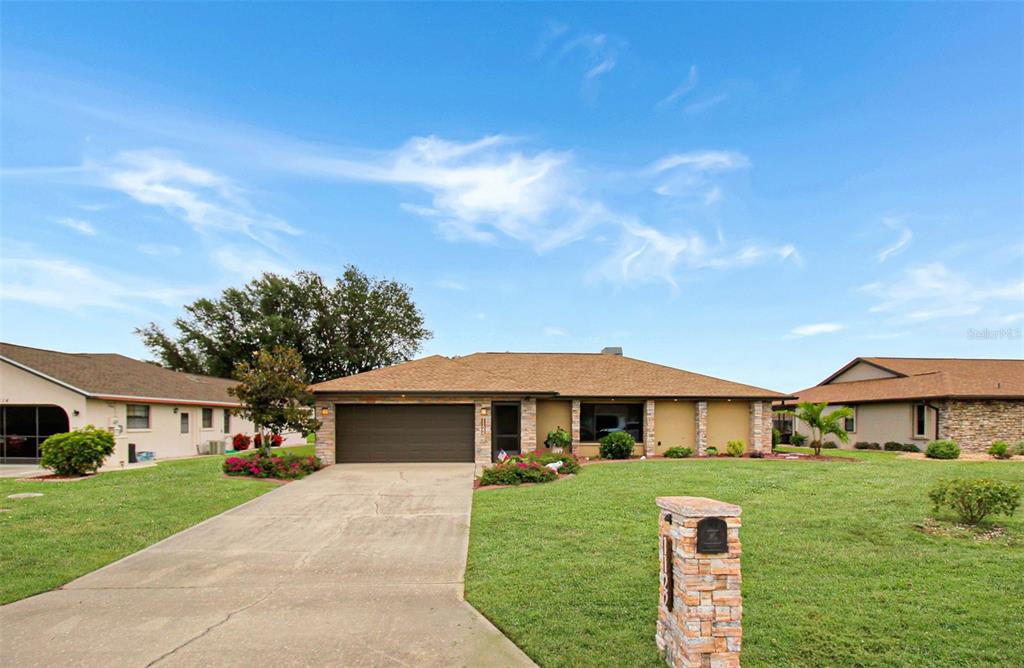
[222,452,321,479]
[480,456,559,486]
[253,433,284,448]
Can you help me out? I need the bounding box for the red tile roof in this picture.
[311,352,786,399]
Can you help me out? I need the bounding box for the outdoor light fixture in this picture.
[480,407,489,416]
[73,409,80,416]
[320,407,329,416]
[173,407,178,413]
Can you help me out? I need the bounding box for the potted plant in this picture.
[545,426,571,454]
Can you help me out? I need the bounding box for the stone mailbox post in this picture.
[656,496,742,668]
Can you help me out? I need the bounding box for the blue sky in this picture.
[2,3,1022,392]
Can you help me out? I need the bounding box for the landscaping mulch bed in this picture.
[576,451,855,464]
[899,452,1023,462]
[474,473,575,491]
[19,473,93,482]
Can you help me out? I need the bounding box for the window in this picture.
[844,408,856,433]
[126,404,150,430]
[1,405,69,462]
[223,409,231,434]
[580,403,644,442]
[202,407,213,429]
[914,404,927,438]
[180,412,190,434]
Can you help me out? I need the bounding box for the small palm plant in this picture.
[787,401,854,456]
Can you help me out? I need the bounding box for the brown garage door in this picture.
[335,404,475,463]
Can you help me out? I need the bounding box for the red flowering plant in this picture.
[222,452,322,480]
[232,433,252,451]
[479,455,560,486]
[253,433,284,449]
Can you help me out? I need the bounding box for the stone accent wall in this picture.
[475,400,492,466]
[645,400,657,457]
[937,399,1024,453]
[695,401,708,455]
[314,400,335,465]
[571,399,581,453]
[749,401,772,453]
[657,496,743,668]
[520,398,537,453]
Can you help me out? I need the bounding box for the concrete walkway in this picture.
[0,464,534,667]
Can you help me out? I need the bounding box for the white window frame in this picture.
[126,404,151,431]
[843,407,856,434]
[223,409,231,434]
[201,407,213,430]
[180,412,190,435]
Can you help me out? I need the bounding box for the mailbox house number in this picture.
[696,517,728,554]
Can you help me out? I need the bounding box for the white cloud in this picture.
[876,217,913,262]
[543,326,568,336]
[435,278,469,291]
[788,323,845,338]
[649,151,751,174]
[104,150,298,247]
[648,150,751,203]
[56,217,97,236]
[684,94,728,114]
[863,262,1024,322]
[210,246,289,279]
[0,254,194,311]
[658,65,699,109]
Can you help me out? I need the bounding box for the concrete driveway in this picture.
[1,464,534,667]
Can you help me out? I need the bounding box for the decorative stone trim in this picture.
[314,400,335,465]
[571,399,581,453]
[695,401,708,455]
[937,399,1024,453]
[475,400,492,466]
[749,401,771,453]
[657,496,743,668]
[520,398,537,453]
[645,400,657,457]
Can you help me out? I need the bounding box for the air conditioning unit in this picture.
[207,440,226,456]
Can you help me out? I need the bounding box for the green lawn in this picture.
[466,453,1024,667]
[0,456,278,605]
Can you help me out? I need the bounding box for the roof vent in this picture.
[601,346,623,356]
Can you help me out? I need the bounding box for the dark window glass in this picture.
[180,413,190,434]
[202,408,213,429]
[915,405,926,436]
[580,403,644,442]
[4,406,36,435]
[38,406,69,435]
[126,404,150,429]
[494,405,519,435]
[844,416,855,432]
[1,406,70,462]
[5,435,39,459]
[223,410,231,434]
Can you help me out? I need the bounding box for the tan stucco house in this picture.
[310,348,787,466]
[0,342,258,466]
[775,357,1024,452]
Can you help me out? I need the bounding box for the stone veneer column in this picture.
[695,401,708,455]
[571,399,581,453]
[474,400,492,467]
[749,401,770,453]
[656,496,743,668]
[645,400,657,457]
[314,399,335,465]
[520,398,537,453]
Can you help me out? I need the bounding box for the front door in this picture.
[492,402,521,460]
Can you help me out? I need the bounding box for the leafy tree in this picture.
[227,346,321,456]
[786,401,854,456]
[136,267,430,383]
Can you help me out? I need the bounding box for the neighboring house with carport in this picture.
[774,357,1024,452]
[0,342,260,466]
[310,347,787,467]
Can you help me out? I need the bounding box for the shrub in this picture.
[928,477,1022,525]
[790,433,806,447]
[480,458,557,486]
[987,441,1011,459]
[40,426,115,476]
[926,440,961,460]
[884,441,904,452]
[599,431,636,459]
[772,428,781,450]
[544,426,572,452]
[854,442,880,450]
[902,443,921,453]
[664,446,693,459]
[223,452,321,479]
[726,440,746,457]
[1014,440,1024,457]
[232,433,252,451]
[821,442,838,449]
[253,433,284,448]
[750,450,765,459]
[520,451,580,474]
[705,446,719,456]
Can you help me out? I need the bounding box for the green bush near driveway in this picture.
[39,426,115,476]
[0,455,277,605]
[598,431,635,459]
[466,452,1023,667]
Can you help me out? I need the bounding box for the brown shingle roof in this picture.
[786,357,1024,404]
[1,342,242,406]
[311,352,786,398]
